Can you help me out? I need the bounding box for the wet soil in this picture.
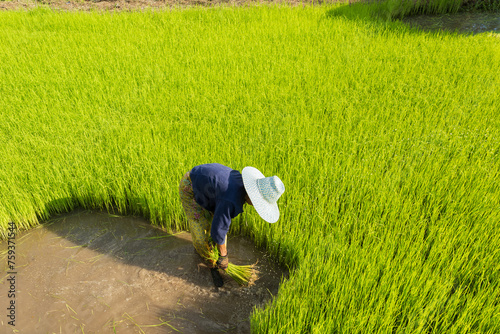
[0,0,304,12]
[0,209,287,333]
[403,11,500,34]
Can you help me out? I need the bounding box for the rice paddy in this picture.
[0,2,499,333]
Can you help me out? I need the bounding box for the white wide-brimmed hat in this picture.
[242,166,285,223]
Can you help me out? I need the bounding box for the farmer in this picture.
[179,163,285,286]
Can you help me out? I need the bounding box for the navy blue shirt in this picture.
[189,163,246,245]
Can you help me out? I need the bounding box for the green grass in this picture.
[376,0,464,19]
[1,4,500,333]
[374,0,500,19]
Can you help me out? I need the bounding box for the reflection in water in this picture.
[403,12,500,34]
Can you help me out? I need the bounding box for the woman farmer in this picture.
[179,163,285,286]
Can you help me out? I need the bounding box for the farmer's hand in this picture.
[216,254,228,271]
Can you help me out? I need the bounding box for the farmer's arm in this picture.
[211,204,232,270]
[217,243,227,257]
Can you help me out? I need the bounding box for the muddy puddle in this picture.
[0,210,287,333]
[403,11,500,34]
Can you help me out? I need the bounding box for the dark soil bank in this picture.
[0,210,287,333]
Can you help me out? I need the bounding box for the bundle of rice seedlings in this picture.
[206,247,254,285]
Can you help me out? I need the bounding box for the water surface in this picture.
[403,11,500,34]
[0,210,286,333]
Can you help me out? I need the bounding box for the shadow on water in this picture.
[325,2,500,35]
[403,11,500,34]
[0,208,288,333]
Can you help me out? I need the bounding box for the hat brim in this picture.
[242,167,280,223]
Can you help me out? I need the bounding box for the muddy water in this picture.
[0,210,287,333]
[403,12,500,34]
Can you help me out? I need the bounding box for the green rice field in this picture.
[1,3,499,332]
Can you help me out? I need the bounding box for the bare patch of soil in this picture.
[0,0,305,12]
[0,209,287,333]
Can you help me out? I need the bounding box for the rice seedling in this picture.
[206,246,254,285]
[118,312,180,333]
[374,0,500,19]
[0,3,499,333]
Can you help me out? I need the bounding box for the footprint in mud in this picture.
[0,209,287,333]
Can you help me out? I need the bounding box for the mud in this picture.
[0,0,304,12]
[0,209,287,333]
[403,11,500,35]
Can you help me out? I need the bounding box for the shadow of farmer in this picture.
[28,204,285,333]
